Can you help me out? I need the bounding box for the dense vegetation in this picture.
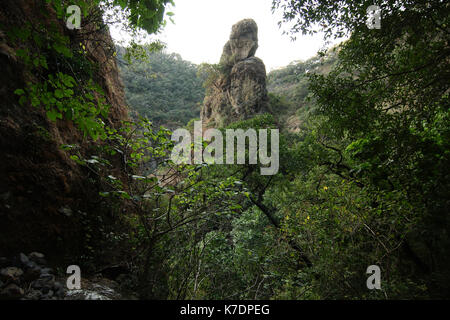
[109,0,447,299]
[267,49,338,129]
[2,0,449,300]
[117,48,204,128]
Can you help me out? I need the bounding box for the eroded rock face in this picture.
[220,19,259,68]
[202,19,268,127]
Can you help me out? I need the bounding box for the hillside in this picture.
[267,48,338,131]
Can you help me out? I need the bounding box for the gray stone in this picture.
[31,278,52,290]
[24,289,42,300]
[0,283,24,299]
[19,253,29,267]
[24,260,38,270]
[201,19,269,127]
[228,57,268,117]
[28,252,46,265]
[28,252,45,259]
[39,273,55,282]
[0,267,23,282]
[58,206,72,217]
[40,267,54,274]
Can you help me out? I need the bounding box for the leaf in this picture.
[40,57,48,70]
[46,109,59,121]
[131,175,147,180]
[117,191,131,200]
[31,97,40,107]
[14,89,25,96]
[60,144,77,150]
[54,89,64,99]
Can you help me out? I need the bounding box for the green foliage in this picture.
[16,73,109,139]
[9,0,173,139]
[7,0,448,300]
[107,0,174,34]
[267,48,338,123]
[269,0,450,298]
[124,0,449,300]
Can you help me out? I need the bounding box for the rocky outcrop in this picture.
[0,0,128,260]
[201,19,269,127]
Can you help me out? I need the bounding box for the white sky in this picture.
[111,0,340,71]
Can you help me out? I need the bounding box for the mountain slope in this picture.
[117,48,204,129]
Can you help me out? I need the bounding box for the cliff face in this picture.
[0,0,128,260]
[201,19,269,127]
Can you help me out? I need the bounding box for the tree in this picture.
[273,0,450,297]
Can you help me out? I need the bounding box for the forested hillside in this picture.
[0,0,448,302]
[117,47,204,128]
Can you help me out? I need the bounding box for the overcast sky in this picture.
[111,0,340,71]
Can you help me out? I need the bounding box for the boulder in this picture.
[39,273,55,282]
[0,252,64,300]
[0,283,24,299]
[220,19,258,68]
[24,289,43,300]
[31,278,53,291]
[28,252,46,265]
[0,267,23,282]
